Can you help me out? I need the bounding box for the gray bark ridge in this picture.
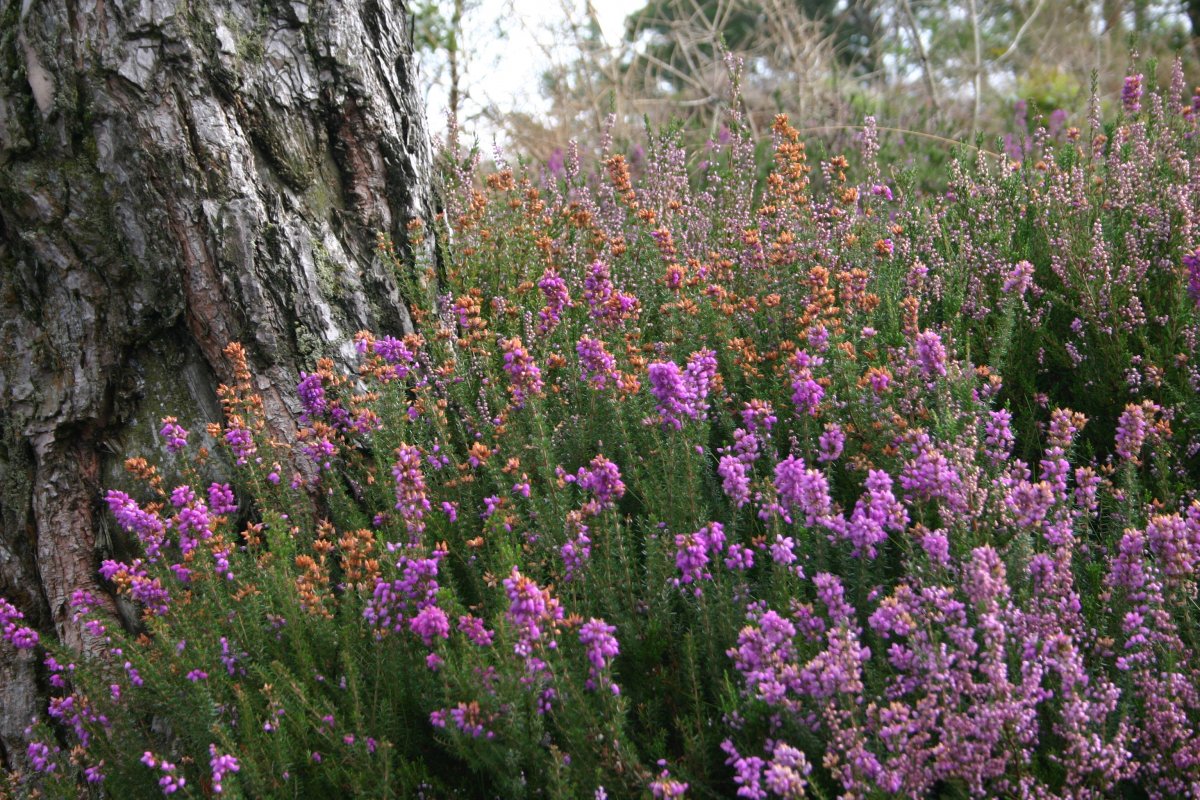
[0,0,435,768]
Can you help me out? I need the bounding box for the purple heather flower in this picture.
[105,490,166,559]
[1184,247,1200,307]
[538,268,572,332]
[649,769,689,799]
[501,337,544,407]
[718,455,751,507]
[0,597,38,650]
[741,400,777,432]
[913,330,947,379]
[577,335,618,388]
[159,417,188,452]
[27,741,57,773]
[579,618,620,692]
[410,605,451,646]
[504,567,563,651]
[774,455,832,524]
[224,427,256,465]
[576,455,626,512]
[392,444,431,541]
[296,372,327,418]
[648,349,719,428]
[207,483,237,515]
[1123,73,1143,113]
[209,746,239,794]
[457,614,494,647]
[561,515,592,581]
[1114,401,1160,461]
[674,523,726,591]
[789,351,824,416]
[818,423,845,463]
[984,410,1015,464]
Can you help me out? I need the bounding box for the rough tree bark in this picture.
[0,0,434,768]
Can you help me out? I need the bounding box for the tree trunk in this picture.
[0,0,434,768]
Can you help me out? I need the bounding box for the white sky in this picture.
[416,0,645,145]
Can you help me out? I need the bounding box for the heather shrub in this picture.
[5,64,1200,799]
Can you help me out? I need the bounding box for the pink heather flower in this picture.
[837,470,907,559]
[142,752,185,795]
[1146,513,1197,593]
[372,335,414,367]
[899,443,964,511]
[170,485,195,509]
[1006,480,1055,528]
[806,324,830,352]
[27,741,57,773]
[648,361,689,429]
[100,559,170,615]
[1114,400,1161,461]
[920,528,951,566]
[576,336,618,388]
[770,534,797,566]
[725,543,755,571]
[728,608,800,704]
[364,550,443,635]
[579,618,620,692]
[913,330,947,378]
[159,417,188,452]
[764,742,811,797]
[721,740,766,799]
[440,701,494,738]
[1002,260,1035,297]
[501,337,544,407]
[392,444,431,541]
[684,349,719,415]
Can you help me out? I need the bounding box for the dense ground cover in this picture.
[4,63,1200,798]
